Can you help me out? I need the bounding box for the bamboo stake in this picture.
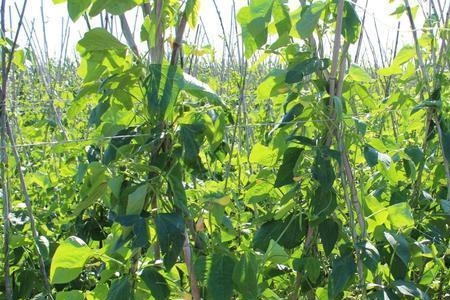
[0,0,12,297]
[404,0,450,200]
[328,0,366,296]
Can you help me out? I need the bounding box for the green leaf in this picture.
[36,236,50,259]
[285,58,330,83]
[295,1,326,38]
[405,145,424,165]
[207,253,235,300]
[73,181,107,216]
[232,252,258,300]
[274,147,303,187]
[342,1,361,44]
[126,184,148,216]
[238,0,275,58]
[270,103,304,134]
[328,253,356,299]
[141,267,170,300]
[253,214,307,251]
[179,124,204,171]
[102,128,136,165]
[185,0,200,28]
[107,276,133,300]
[293,257,321,283]
[88,98,110,127]
[145,64,183,121]
[392,280,430,300]
[312,152,335,189]
[378,46,416,76]
[249,143,278,167]
[108,175,124,199]
[167,162,188,211]
[56,291,84,300]
[311,187,337,220]
[265,239,289,264]
[387,202,414,229]
[392,46,416,66]
[256,69,288,100]
[155,213,185,270]
[50,236,94,284]
[90,0,140,16]
[440,125,450,162]
[183,73,226,108]
[68,0,92,21]
[318,219,339,256]
[411,100,441,115]
[357,241,380,273]
[384,231,410,266]
[378,65,403,77]
[333,96,344,122]
[347,64,372,82]
[77,28,127,53]
[364,144,391,168]
[272,0,291,37]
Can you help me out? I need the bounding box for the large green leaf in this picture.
[145,64,184,121]
[312,152,335,189]
[90,0,140,16]
[102,127,136,165]
[358,241,380,273]
[238,0,275,58]
[167,162,188,211]
[384,231,410,266]
[293,257,321,283]
[347,65,372,82]
[77,28,127,53]
[68,0,92,21]
[364,144,391,168]
[342,1,361,44]
[141,267,170,300]
[126,184,148,216]
[185,0,200,28]
[274,147,303,187]
[265,239,289,264]
[318,218,339,256]
[295,1,326,39]
[232,252,258,300]
[441,122,450,162]
[183,73,226,108]
[56,291,84,300]
[50,236,94,284]
[285,58,330,83]
[207,253,235,300]
[387,202,414,229]
[155,213,186,270]
[249,143,278,167]
[311,187,337,220]
[391,280,430,300]
[328,253,356,299]
[272,0,291,37]
[107,276,133,300]
[253,214,307,251]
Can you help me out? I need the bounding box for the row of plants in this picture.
[1,0,450,299]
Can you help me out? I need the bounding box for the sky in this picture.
[8,0,424,60]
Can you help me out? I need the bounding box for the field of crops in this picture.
[1,0,450,299]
